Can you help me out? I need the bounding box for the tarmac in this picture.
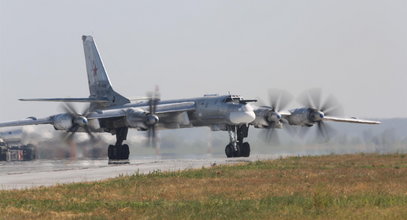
[0,154,283,190]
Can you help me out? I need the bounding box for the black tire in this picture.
[122,144,130,160]
[0,149,6,161]
[233,144,241,157]
[241,142,250,157]
[108,145,114,160]
[225,144,234,158]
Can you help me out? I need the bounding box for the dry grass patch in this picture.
[1,153,407,219]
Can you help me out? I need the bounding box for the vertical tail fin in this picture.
[82,35,129,110]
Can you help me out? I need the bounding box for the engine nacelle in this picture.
[309,110,324,122]
[125,108,148,129]
[287,108,324,126]
[266,111,281,123]
[52,113,73,130]
[252,108,282,128]
[145,114,159,126]
[87,119,100,130]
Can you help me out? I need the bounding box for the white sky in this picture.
[1,0,406,121]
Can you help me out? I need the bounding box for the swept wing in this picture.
[0,102,195,128]
[323,116,380,124]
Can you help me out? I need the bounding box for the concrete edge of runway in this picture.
[0,154,283,190]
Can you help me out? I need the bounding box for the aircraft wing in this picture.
[86,102,196,119]
[0,102,195,128]
[323,116,380,124]
[0,117,53,128]
[19,98,109,103]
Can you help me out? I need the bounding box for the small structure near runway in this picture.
[0,138,36,161]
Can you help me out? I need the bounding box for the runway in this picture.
[0,154,282,190]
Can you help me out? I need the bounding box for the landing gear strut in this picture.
[108,127,130,164]
[225,125,250,158]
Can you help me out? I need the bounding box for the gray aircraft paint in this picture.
[0,35,380,159]
[82,35,130,110]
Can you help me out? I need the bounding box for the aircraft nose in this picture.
[229,110,256,125]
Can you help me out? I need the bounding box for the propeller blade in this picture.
[298,91,314,109]
[84,126,96,142]
[268,89,292,112]
[145,86,160,148]
[308,88,322,109]
[81,104,91,117]
[147,126,157,147]
[284,124,298,137]
[152,99,157,114]
[62,103,79,115]
[260,122,280,145]
[268,92,278,111]
[316,121,335,140]
[256,97,267,107]
[298,89,343,140]
[60,103,97,143]
[320,95,343,116]
[148,99,153,115]
[267,128,280,145]
[297,126,311,138]
[300,89,343,116]
[63,125,79,143]
[261,128,280,145]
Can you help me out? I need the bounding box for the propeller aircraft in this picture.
[0,35,380,162]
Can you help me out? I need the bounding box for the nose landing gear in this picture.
[225,125,250,158]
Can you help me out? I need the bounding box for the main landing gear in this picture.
[225,125,250,158]
[108,127,130,164]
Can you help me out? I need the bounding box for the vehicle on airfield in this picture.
[0,35,380,163]
[0,138,36,161]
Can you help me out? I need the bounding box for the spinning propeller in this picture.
[61,103,95,143]
[145,87,160,147]
[298,88,344,139]
[261,89,293,143]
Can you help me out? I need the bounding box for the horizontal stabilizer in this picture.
[19,98,110,103]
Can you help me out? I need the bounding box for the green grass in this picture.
[1,153,407,219]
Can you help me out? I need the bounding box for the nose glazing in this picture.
[229,104,256,124]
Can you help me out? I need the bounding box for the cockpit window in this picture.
[223,95,242,103]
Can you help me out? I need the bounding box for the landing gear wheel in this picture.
[233,144,241,157]
[108,145,114,160]
[122,144,130,160]
[225,143,242,158]
[241,142,250,157]
[225,144,234,158]
[108,144,130,163]
[108,127,130,164]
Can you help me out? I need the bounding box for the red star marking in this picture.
[92,63,98,76]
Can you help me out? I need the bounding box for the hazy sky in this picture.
[1,0,406,121]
